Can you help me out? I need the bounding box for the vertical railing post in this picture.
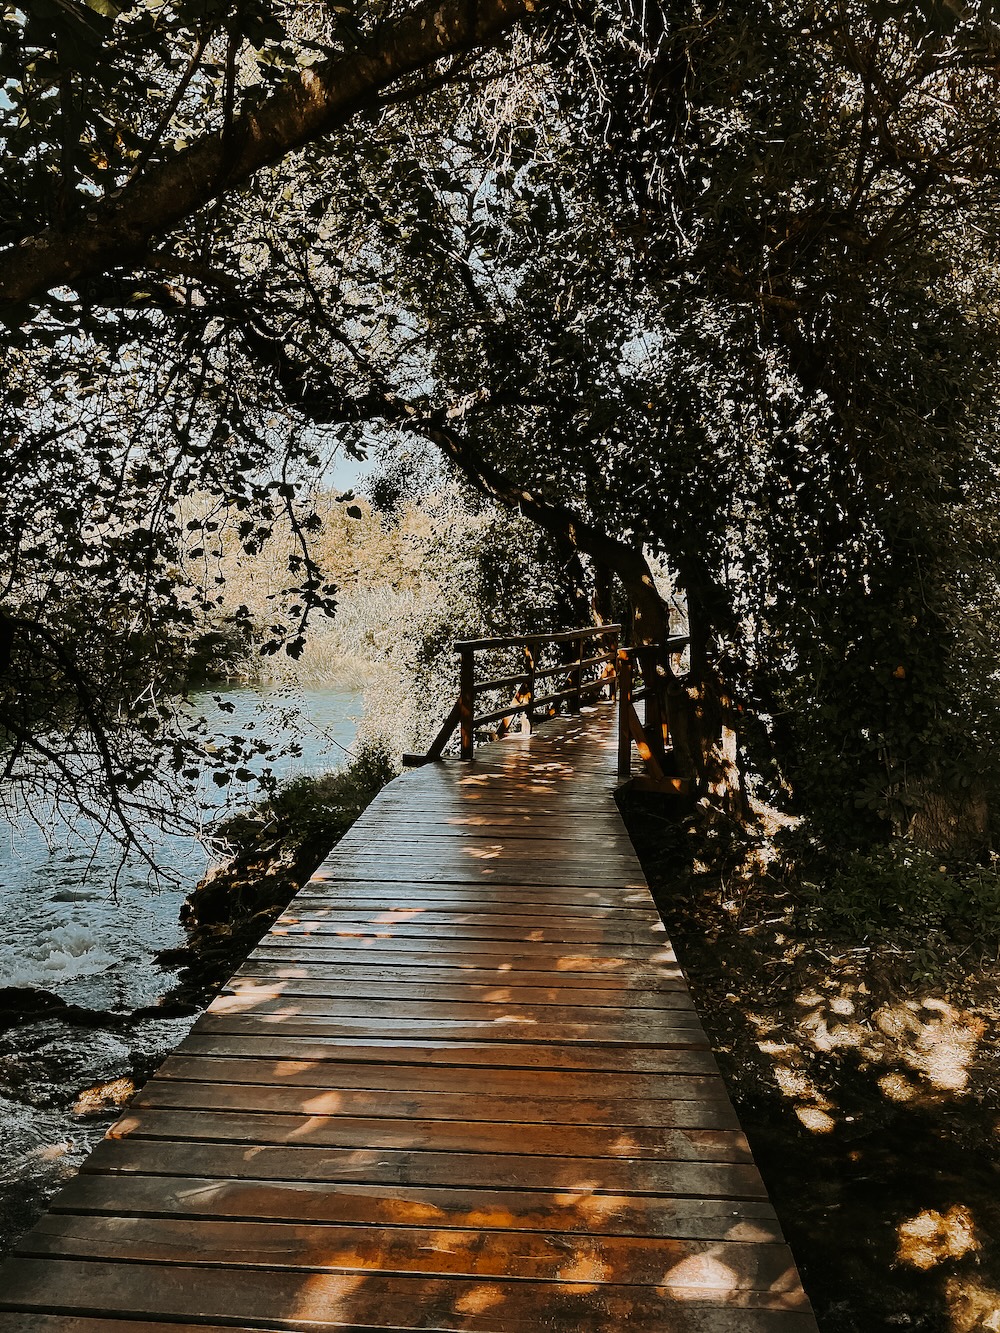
[571,633,585,712]
[459,646,475,761]
[608,629,620,701]
[523,638,537,734]
[617,648,633,780]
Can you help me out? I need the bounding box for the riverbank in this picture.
[619,793,1000,1333]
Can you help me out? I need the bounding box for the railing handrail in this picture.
[402,625,692,790]
[453,624,622,652]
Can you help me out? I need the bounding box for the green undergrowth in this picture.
[214,739,396,859]
[163,741,396,1006]
[795,846,1000,948]
[619,794,1000,988]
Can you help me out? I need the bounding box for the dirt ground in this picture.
[620,794,1000,1333]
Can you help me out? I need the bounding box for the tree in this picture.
[7,0,1000,851]
[0,0,555,851]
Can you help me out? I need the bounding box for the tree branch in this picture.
[0,0,550,318]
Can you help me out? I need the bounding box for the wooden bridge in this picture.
[0,629,818,1332]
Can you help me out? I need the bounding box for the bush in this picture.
[795,846,1000,943]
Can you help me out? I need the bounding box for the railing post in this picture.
[459,646,475,761]
[571,633,585,712]
[608,629,619,701]
[522,638,537,733]
[617,648,633,780]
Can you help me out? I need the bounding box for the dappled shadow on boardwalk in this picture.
[0,707,819,1331]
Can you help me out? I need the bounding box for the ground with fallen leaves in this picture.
[620,795,1000,1333]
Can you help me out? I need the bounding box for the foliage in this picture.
[6,0,1000,860]
[796,848,1000,945]
[262,739,397,848]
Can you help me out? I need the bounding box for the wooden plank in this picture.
[0,1259,818,1328]
[265,920,668,945]
[48,1173,786,1240]
[190,1013,710,1049]
[134,1079,740,1128]
[152,1056,730,1102]
[272,909,664,933]
[228,959,692,993]
[299,882,656,908]
[247,949,686,978]
[205,993,707,1034]
[333,832,638,854]
[175,1031,723,1073]
[250,936,679,962]
[225,971,694,1008]
[296,890,658,913]
[279,903,666,926]
[312,860,648,888]
[81,1137,772,1197]
[22,1213,803,1289]
[106,1107,751,1162]
[214,990,698,1025]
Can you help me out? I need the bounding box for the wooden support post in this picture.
[524,638,538,731]
[608,630,619,701]
[459,646,475,761]
[617,649,633,780]
[571,636,585,712]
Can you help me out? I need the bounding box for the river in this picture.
[0,683,363,1252]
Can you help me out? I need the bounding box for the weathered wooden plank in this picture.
[105,1107,751,1162]
[190,1012,710,1049]
[229,959,691,991]
[312,861,648,888]
[279,904,665,927]
[22,1213,803,1290]
[48,1173,786,1240]
[134,1078,737,1127]
[81,1138,771,1197]
[243,954,689,986]
[336,834,638,858]
[267,918,667,945]
[225,971,695,1008]
[287,897,663,921]
[206,993,704,1031]
[175,1031,723,1073]
[298,881,655,908]
[0,1259,820,1330]
[215,989,698,1023]
[250,935,679,962]
[152,1056,730,1102]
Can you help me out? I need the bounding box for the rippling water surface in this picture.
[0,683,363,1251]
[0,684,363,1010]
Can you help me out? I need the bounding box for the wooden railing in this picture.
[404,626,691,795]
[404,625,622,764]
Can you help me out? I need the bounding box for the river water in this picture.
[0,683,363,1253]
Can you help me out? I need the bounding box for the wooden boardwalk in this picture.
[0,705,818,1332]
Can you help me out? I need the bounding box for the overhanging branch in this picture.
[0,0,550,318]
